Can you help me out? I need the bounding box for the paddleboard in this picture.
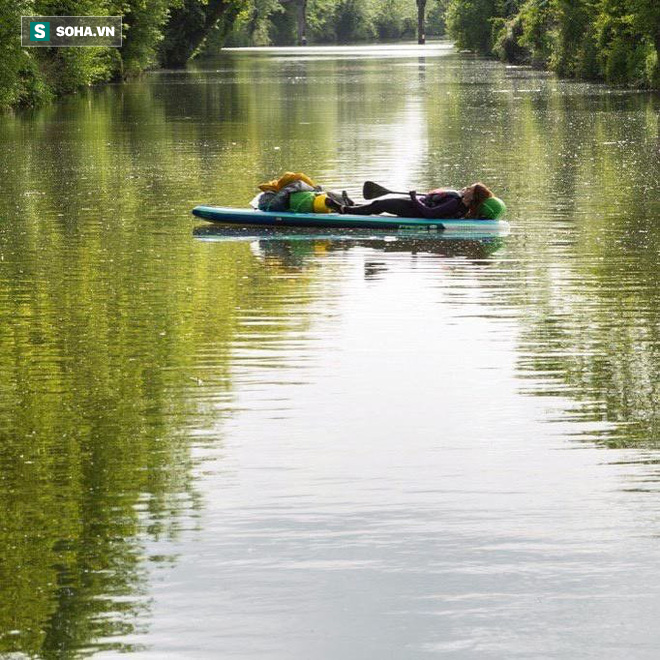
[192,205,510,233]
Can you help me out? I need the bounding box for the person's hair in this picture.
[465,183,493,218]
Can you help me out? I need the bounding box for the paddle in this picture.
[362,181,409,200]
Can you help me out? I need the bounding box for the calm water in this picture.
[1,43,659,658]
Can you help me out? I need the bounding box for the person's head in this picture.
[461,183,492,214]
[461,183,505,219]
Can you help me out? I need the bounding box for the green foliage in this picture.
[161,0,245,66]
[250,0,285,45]
[445,0,660,87]
[270,2,299,44]
[492,15,529,63]
[202,1,249,49]
[117,0,175,77]
[305,0,340,43]
[594,1,655,85]
[0,0,244,109]
[490,0,554,67]
[1,0,658,108]
[548,0,658,85]
[445,0,497,52]
[373,0,416,40]
[222,0,424,46]
[426,0,449,36]
[517,0,552,65]
[0,0,121,108]
[333,0,375,42]
[220,0,283,46]
[549,0,593,77]
[645,49,659,88]
[0,1,44,107]
[40,44,119,93]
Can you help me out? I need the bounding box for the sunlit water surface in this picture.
[1,43,659,659]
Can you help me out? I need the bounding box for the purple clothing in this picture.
[410,189,467,219]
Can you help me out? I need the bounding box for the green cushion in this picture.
[478,197,506,219]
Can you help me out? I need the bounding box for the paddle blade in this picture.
[363,180,395,199]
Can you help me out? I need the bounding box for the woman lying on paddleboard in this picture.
[328,182,506,220]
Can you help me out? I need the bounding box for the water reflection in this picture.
[1,44,659,658]
[193,224,508,272]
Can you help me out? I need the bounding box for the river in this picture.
[1,43,659,658]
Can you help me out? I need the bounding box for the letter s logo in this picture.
[29,21,50,41]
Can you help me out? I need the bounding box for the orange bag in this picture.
[258,171,316,193]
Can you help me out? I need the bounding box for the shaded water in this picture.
[1,43,659,658]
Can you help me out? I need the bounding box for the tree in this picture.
[417,0,427,44]
[334,0,374,43]
[160,0,245,68]
[445,0,498,53]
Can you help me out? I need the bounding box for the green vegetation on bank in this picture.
[0,0,448,109]
[0,0,657,110]
[0,0,243,109]
[218,0,659,87]
[217,0,446,47]
[445,0,660,87]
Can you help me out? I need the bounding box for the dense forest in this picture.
[0,0,658,110]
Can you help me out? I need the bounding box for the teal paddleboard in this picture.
[192,205,510,233]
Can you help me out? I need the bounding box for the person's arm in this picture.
[409,191,464,219]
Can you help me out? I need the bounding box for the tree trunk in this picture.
[297,0,307,45]
[417,0,426,45]
[655,31,660,85]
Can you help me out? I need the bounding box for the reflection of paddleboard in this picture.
[193,225,507,242]
[192,225,507,261]
[192,205,511,234]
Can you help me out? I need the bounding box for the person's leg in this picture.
[343,197,418,216]
[326,190,355,207]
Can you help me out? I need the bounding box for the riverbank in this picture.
[0,1,240,111]
[4,2,658,111]
[446,0,660,89]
